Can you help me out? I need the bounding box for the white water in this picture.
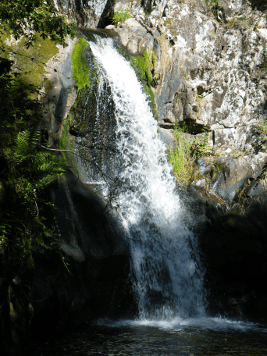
[89,36,205,320]
[98,316,263,332]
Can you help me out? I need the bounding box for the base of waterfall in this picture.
[24,316,267,356]
[96,315,264,332]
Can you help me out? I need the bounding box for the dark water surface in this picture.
[26,318,267,356]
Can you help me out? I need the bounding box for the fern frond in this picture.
[15,130,31,155]
[34,152,64,174]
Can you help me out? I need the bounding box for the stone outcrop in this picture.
[181,178,267,321]
[53,0,267,153]
[41,0,267,324]
[30,170,136,341]
[7,3,266,353]
[43,36,77,146]
[29,34,136,342]
[106,18,160,56]
[105,1,266,160]
[102,0,267,321]
[51,0,112,28]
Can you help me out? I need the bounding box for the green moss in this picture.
[0,30,11,59]
[0,31,59,99]
[71,37,91,91]
[127,50,158,120]
[130,50,156,86]
[145,86,158,120]
[16,35,58,95]
[163,18,176,36]
[59,111,79,175]
[60,113,73,153]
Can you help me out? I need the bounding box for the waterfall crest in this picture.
[84,35,205,320]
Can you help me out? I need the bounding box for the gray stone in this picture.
[51,0,110,28]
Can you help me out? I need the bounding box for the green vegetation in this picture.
[225,17,245,28]
[0,56,66,279]
[130,50,157,86]
[196,86,204,98]
[204,0,219,8]
[0,2,74,349]
[117,42,159,120]
[253,119,267,152]
[168,126,212,185]
[112,7,132,26]
[69,49,99,137]
[215,163,223,171]
[129,50,159,119]
[0,0,75,46]
[168,127,196,185]
[71,37,91,91]
[164,18,176,36]
[227,218,236,227]
[258,119,267,138]
[0,31,59,99]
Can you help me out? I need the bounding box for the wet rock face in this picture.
[194,152,267,206]
[51,0,112,28]
[106,18,159,56]
[30,170,136,340]
[182,146,267,320]
[28,31,136,345]
[29,0,267,334]
[183,183,267,321]
[43,36,77,146]
[53,0,267,151]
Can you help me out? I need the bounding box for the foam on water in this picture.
[97,316,267,333]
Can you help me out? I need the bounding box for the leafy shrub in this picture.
[113,8,132,26]
[0,0,75,46]
[168,127,196,185]
[168,126,212,185]
[257,119,267,138]
[0,53,66,302]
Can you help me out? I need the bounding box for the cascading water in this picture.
[85,35,205,320]
[26,33,267,356]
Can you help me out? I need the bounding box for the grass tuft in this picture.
[168,126,196,185]
[113,8,132,26]
[168,126,212,186]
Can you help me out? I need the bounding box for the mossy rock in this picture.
[117,46,159,120]
[71,37,91,92]
[0,31,59,100]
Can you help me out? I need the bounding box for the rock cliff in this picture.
[12,1,267,354]
[43,0,267,322]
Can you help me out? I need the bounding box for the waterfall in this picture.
[85,35,205,320]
